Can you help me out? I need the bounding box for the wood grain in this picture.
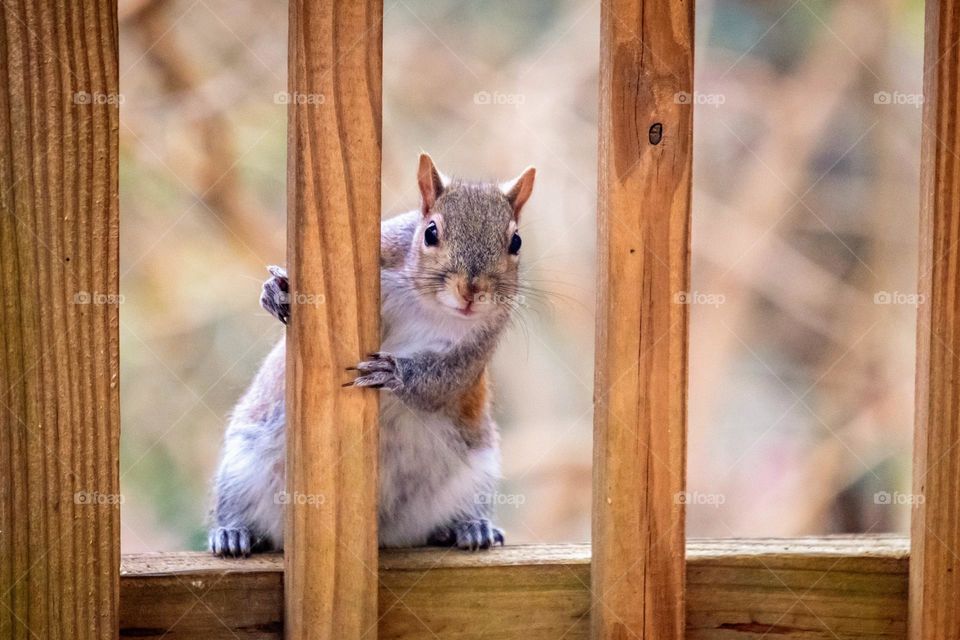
[285,1,383,638]
[593,0,693,638]
[0,2,119,639]
[911,1,960,638]
[118,537,909,639]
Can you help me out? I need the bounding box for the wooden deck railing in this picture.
[0,1,957,639]
[119,537,909,639]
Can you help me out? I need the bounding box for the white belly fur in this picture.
[377,396,499,546]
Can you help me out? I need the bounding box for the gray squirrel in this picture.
[209,153,536,556]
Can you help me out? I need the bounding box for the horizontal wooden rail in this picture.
[119,536,908,639]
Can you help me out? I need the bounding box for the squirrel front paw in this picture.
[428,519,505,551]
[209,526,253,558]
[345,352,403,390]
[261,265,289,325]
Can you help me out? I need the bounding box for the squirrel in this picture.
[209,153,536,556]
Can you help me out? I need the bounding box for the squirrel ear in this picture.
[500,166,536,219]
[417,153,446,215]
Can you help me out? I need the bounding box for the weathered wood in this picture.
[118,537,909,639]
[912,2,960,639]
[0,2,119,639]
[593,0,693,638]
[285,1,382,639]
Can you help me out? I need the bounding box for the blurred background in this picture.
[118,0,925,552]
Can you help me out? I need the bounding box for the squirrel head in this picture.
[409,153,535,321]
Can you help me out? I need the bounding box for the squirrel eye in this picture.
[424,221,439,247]
[508,232,522,255]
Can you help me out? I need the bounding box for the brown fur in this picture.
[451,368,493,448]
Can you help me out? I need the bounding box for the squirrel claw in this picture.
[350,370,397,389]
[210,526,252,558]
[346,352,402,390]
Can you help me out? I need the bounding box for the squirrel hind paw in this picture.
[430,519,504,552]
[209,526,253,558]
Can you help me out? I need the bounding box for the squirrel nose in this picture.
[457,280,479,302]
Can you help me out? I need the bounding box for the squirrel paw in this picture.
[261,265,289,325]
[209,526,253,558]
[345,352,402,390]
[429,519,505,551]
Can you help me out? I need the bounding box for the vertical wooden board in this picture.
[593,0,693,639]
[0,1,120,640]
[285,1,382,639]
[912,1,960,638]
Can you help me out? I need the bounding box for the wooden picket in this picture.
[0,2,120,639]
[593,0,693,638]
[910,1,960,639]
[285,1,383,638]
